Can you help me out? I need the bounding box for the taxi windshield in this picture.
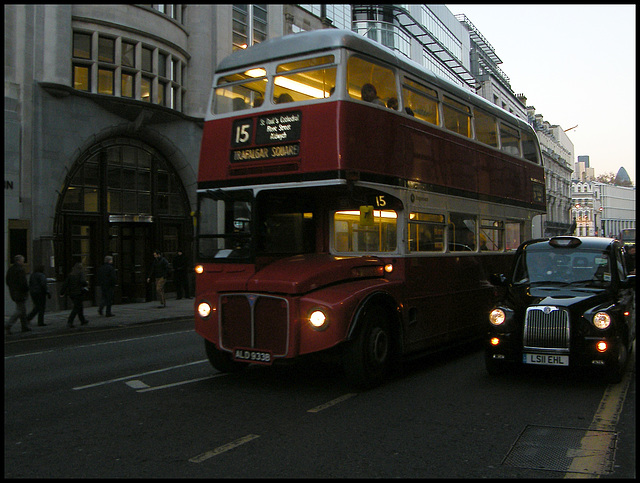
[514,248,612,287]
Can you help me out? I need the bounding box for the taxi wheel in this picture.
[205,340,247,373]
[607,341,628,383]
[343,306,392,389]
[485,351,508,375]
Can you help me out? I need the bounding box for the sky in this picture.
[446,4,636,183]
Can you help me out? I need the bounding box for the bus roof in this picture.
[216,29,532,133]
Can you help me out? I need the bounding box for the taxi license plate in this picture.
[233,348,273,365]
[523,353,568,366]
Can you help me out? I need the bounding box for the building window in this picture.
[73,65,90,91]
[141,46,153,73]
[121,73,134,98]
[141,75,152,102]
[122,41,135,68]
[97,68,114,95]
[233,4,268,51]
[73,32,91,59]
[72,31,185,111]
[98,37,115,63]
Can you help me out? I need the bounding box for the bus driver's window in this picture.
[347,57,397,109]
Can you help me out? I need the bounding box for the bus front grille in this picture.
[219,294,289,357]
[523,306,570,351]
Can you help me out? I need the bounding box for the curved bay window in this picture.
[56,138,192,304]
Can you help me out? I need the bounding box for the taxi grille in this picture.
[219,294,289,356]
[523,306,570,351]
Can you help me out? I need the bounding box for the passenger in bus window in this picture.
[253,95,264,107]
[404,107,415,116]
[386,97,398,110]
[232,97,247,111]
[361,83,385,106]
[275,93,294,104]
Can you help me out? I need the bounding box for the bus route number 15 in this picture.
[232,120,253,147]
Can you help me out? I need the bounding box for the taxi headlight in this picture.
[198,302,212,319]
[309,310,328,331]
[489,308,506,326]
[593,312,611,329]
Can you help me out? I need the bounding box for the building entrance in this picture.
[55,137,192,305]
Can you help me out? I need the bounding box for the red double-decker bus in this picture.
[195,29,545,387]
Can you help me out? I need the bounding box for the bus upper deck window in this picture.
[474,109,498,147]
[499,123,521,157]
[213,68,267,114]
[273,55,336,104]
[347,56,397,109]
[521,129,540,163]
[402,78,438,124]
[443,96,471,137]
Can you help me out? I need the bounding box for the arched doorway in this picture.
[55,137,192,305]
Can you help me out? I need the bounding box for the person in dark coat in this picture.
[97,255,116,317]
[172,249,191,300]
[27,264,51,326]
[61,262,89,328]
[5,254,30,334]
[147,249,169,308]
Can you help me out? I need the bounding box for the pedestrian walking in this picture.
[60,262,89,327]
[27,264,51,326]
[146,249,169,308]
[5,254,30,334]
[97,255,116,317]
[172,249,191,300]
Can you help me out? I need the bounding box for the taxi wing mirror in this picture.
[490,273,508,286]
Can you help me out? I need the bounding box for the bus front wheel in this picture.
[205,340,247,373]
[343,307,392,388]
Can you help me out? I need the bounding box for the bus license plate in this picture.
[233,348,273,365]
[523,353,568,366]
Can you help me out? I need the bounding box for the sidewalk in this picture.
[4,296,195,340]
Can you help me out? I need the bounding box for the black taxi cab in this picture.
[486,236,636,382]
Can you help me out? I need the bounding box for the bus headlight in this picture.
[489,308,506,326]
[195,264,204,274]
[198,302,212,319]
[309,309,328,331]
[593,312,611,329]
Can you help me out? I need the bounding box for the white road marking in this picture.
[307,393,358,413]
[72,359,208,390]
[189,434,261,463]
[136,374,228,392]
[125,380,150,389]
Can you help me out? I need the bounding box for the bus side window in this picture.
[448,213,476,251]
[479,219,504,251]
[213,69,267,115]
[521,128,539,163]
[505,221,522,250]
[499,123,521,157]
[408,212,445,252]
[402,78,438,124]
[474,109,498,147]
[273,55,337,104]
[347,56,397,109]
[443,96,471,137]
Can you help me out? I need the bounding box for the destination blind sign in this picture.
[230,111,302,163]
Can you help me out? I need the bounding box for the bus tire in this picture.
[343,306,392,389]
[205,340,246,373]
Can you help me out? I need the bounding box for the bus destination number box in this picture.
[231,111,302,163]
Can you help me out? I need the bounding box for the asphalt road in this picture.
[4,320,636,478]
